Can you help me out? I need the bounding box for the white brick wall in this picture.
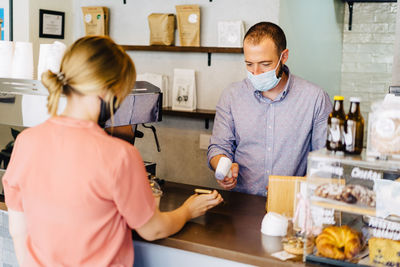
[341,2,397,116]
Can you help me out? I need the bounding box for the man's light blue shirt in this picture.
[208,66,333,196]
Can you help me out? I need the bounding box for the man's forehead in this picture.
[244,37,278,52]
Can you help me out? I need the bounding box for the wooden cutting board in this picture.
[267,175,306,217]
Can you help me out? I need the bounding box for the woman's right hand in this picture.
[183,190,223,219]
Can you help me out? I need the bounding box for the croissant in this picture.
[315,225,361,260]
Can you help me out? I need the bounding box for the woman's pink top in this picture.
[3,116,155,266]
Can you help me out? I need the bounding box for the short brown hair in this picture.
[244,22,287,55]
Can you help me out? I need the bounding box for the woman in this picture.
[3,36,223,266]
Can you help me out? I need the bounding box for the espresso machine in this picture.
[0,78,163,194]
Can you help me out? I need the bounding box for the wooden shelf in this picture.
[162,107,215,129]
[311,200,375,216]
[121,45,243,54]
[121,45,243,66]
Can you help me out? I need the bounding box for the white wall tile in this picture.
[341,2,397,115]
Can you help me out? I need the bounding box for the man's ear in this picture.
[281,49,289,64]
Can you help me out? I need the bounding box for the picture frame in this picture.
[0,0,13,41]
[39,9,65,39]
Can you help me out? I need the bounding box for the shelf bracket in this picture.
[207,52,211,66]
[348,1,354,31]
[205,118,210,129]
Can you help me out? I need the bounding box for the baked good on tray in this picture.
[369,237,400,266]
[283,237,314,255]
[314,183,343,201]
[314,183,376,207]
[340,184,376,207]
[316,225,361,260]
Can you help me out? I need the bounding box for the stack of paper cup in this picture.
[11,41,34,79]
[37,44,52,80]
[0,41,14,78]
[37,41,66,80]
[261,212,288,236]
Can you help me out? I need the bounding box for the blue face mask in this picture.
[247,54,283,92]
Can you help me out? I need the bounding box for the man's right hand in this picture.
[216,163,239,190]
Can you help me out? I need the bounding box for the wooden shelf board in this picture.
[311,200,375,216]
[121,45,243,54]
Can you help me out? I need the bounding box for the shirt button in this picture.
[268,126,272,129]
[267,170,270,174]
[268,147,271,151]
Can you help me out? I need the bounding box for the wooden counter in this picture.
[133,182,308,267]
[0,195,6,211]
[0,183,318,266]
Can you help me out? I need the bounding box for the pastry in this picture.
[283,237,314,255]
[369,237,400,266]
[315,225,361,260]
[314,183,344,201]
[314,183,376,207]
[341,184,376,207]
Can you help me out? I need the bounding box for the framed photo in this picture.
[39,9,65,39]
[0,0,13,41]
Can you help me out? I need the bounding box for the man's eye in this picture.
[262,64,271,67]
[246,63,252,67]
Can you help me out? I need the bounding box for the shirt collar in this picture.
[248,65,292,103]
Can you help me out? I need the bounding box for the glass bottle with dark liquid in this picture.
[326,96,345,152]
[344,97,364,154]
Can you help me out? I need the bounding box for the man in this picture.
[207,22,332,196]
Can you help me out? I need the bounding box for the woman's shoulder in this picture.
[98,132,141,160]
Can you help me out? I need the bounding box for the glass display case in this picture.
[304,149,400,266]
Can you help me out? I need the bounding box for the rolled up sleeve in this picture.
[207,87,237,169]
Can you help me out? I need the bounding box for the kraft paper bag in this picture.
[148,13,175,46]
[175,5,200,47]
[103,7,109,35]
[82,6,109,36]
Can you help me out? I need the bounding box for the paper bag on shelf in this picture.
[136,72,169,108]
[175,5,200,47]
[103,7,109,36]
[172,68,196,111]
[218,21,245,48]
[148,13,175,46]
[81,6,109,36]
